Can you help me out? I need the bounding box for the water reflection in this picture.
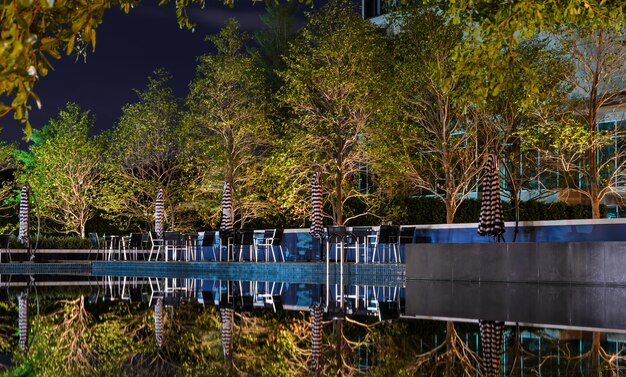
[0,275,624,375]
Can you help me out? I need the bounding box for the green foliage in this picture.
[372,3,487,224]
[15,103,105,237]
[378,196,604,225]
[445,0,625,102]
[183,18,272,228]
[101,69,185,231]
[277,0,387,225]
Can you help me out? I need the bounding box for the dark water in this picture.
[0,274,623,376]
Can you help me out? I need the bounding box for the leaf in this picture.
[22,120,32,140]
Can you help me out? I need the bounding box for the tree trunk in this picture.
[591,331,601,376]
[591,197,601,220]
[445,200,454,225]
[445,321,455,374]
[588,30,602,221]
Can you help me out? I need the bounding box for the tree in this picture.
[16,103,104,237]
[520,26,626,219]
[374,5,490,224]
[0,142,17,212]
[183,19,272,228]
[101,70,184,230]
[254,1,298,92]
[482,36,574,224]
[277,0,386,226]
[447,1,626,101]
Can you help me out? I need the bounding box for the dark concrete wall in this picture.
[406,241,626,285]
[405,280,626,331]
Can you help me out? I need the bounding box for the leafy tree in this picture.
[101,70,184,230]
[374,5,490,224]
[482,36,574,223]
[0,141,18,211]
[254,1,298,92]
[447,0,626,100]
[183,19,272,228]
[277,0,387,226]
[519,26,626,219]
[15,103,104,237]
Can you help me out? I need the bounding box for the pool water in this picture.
[0,267,622,376]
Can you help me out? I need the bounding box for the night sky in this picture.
[0,1,312,144]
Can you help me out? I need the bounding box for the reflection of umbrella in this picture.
[220,307,234,360]
[220,182,233,237]
[479,320,504,377]
[478,154,505,241]
[154,297,163,348]
[18,183,29,248]
[155,188,164,239]
[18,292,28,352]
[309,171,324,239]
[309,302,324,371]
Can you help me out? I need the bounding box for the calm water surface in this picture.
[0,272,623,376]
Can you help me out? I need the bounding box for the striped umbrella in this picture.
[220,182,233,236]
[155,188,164,239]
[18,292,28,352]
[220,307,234,360]
[309,302,324,371]
[478,154,505,241]
[18,184,29,247]
[309,171,323,239]
[154,297,164,348]
[479,320,505,377]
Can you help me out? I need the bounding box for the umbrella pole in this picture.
[325,237,329,309]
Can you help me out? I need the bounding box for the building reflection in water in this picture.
[0,275,624,375]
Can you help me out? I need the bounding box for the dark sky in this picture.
[0,1,312,144]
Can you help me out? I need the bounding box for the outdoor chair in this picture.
[0,234,10,263]
[127,232,145,260]
[255,229,284,262]
[326,225,348,263]
[88,232,102,261]
[199,231,217,261]
[232,229,255,262]
[219,230,233,261]
[202,290,215,307]
[371,225,400,263]
[399,226,416,245]
[344,226,372,263]
[182,232,198,261]
[163,231,186,261]
[148,231,164,261]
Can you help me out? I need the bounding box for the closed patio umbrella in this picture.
[220,182,233,236]
[478,154,505,241]
[18,183,29,248]
[309,302,324,371]
[220,182,234,259]
[310,171,324,239]
[155,188,164,239]
[310,171,324,262]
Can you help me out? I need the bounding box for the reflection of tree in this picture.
[528,330,622,376]
[43,297,96,374]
